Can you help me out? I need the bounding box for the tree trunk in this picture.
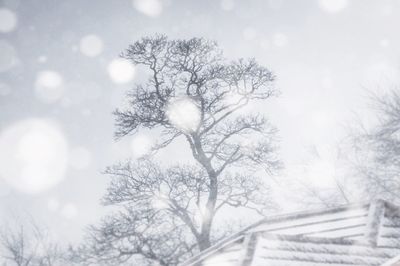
[190,135,219,251]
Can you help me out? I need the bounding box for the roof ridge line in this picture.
[242,201,370,233]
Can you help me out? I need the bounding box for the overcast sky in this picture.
[1,0,400,243]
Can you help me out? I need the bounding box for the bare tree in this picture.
[290,89,400,209]
[78,35,280,265]
[347,89,400,203]
[0,218,64,266]
[296,145,355,208]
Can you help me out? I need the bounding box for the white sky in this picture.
[1,0,400,243]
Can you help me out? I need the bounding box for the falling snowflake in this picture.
[79,34,104,57]
[131,134,152,158]
[0,8,17,33]
[35,70,64,103]
[132,0,163,18]
[166,97,201,132]
[0,119,69,194]
[107,58,136,84]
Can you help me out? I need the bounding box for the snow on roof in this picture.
[182,199,400,266]
[382,255,400,266]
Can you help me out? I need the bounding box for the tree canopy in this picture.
[78,35,280,265]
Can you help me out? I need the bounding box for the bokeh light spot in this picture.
[132,0,162,17]
[0,8,17,33]
[35,70,64,103]
[131,134,152,158]
[0,119,69,194]
[166,97,201,132]
[79,34,103,57]
[107,58,135,84]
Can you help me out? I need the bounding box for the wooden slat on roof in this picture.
[182,200,400,266]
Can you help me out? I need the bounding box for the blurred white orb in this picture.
[166,97,201,132]
[107,58,135,84]
[318,0,348,13]
[79,34,103,57]
[35,70,64,103]
[272,33,288,47]
[0,40,18,72]
[0,119,69,194]
[131,134,152,158]
[0,8,17,33]
[221,0,235,11]
[61,203,78,219]
[69,146,92,170]
[133,0,162,17]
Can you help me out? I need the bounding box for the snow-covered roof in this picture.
[182,199,400,266]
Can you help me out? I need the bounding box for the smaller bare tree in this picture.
[274,144,355,210]
[0,218,64,266]
[346,89,400,203]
